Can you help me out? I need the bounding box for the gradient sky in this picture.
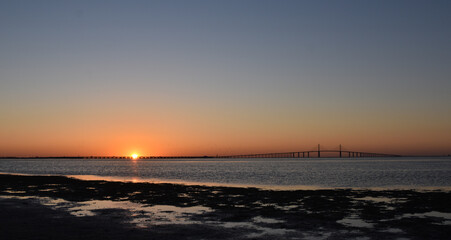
[1,0,450,156]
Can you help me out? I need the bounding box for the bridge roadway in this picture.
[77,150,400,159]
[220,150,401,158]
[64,145,400,159]
[219,145,401,158]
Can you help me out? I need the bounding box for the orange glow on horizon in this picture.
[131,153,139,160]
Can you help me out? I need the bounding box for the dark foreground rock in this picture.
[0,174,450,239]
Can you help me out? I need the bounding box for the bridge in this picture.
[220,144,401,158]
[11,145,399,159]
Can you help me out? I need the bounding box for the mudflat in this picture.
[0,174,450,239]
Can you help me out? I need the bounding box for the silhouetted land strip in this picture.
[1,174,450,239]
[0,156,213,159]
[0,144,406,159]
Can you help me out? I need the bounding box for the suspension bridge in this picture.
[220,144,401,158]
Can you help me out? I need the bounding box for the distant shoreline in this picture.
[0,156,214,159]
[1,155,450,159]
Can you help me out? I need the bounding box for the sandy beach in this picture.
[1,174,450,239]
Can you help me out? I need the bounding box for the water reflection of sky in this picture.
[2,194,450,239]
[0,195,297,237]
[1,157,451,189]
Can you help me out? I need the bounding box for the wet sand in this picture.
[1,174,450,239]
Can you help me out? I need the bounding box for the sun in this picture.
[131,153,139,160]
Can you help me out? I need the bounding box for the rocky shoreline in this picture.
[1,174,450,239]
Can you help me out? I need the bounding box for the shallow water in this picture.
[1,175,450,239]
[0,195,296,237]
[1,157,450,189]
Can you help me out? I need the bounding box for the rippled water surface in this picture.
[1,157,450,188]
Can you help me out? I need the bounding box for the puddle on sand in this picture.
[253,216,284,224]
[246,228,293,238]
[352,237,370,240]
[220,220,294,238]
[38,189,55,192]
[39,197,71,206]
[274,204,299,211]
[0,195,71,207]
[354,197,394,203]
[382,228,404,233]
[139,205,212,225]
[0,195,212,227]
[2,190,26,194]
[57,198,296,236]
[0,195,34,200]
[337,216,374,228]
[399,211,451,225]
[402,211,451,219]
[67,200,213,227]
[301,232,333,240]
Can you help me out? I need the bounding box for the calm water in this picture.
[1,157,450,189]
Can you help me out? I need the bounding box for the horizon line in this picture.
[2,154,451,159]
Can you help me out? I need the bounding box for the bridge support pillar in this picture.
[318,144,320,158]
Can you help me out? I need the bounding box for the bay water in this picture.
[1,157,450,189]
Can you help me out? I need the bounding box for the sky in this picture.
[1,0,450,157]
